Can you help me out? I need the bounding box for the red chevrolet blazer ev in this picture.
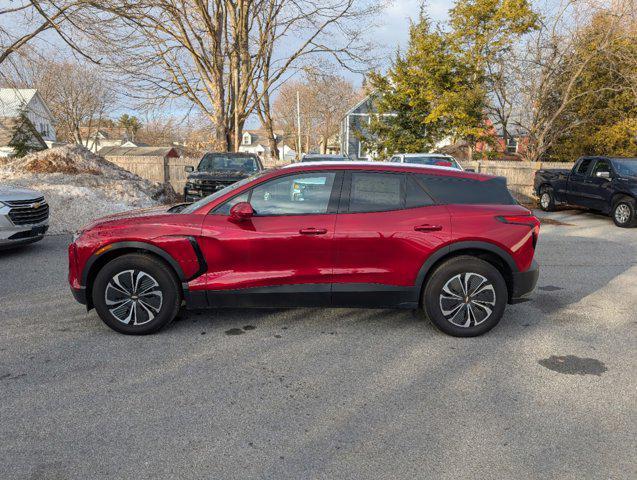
[68,162,540,337]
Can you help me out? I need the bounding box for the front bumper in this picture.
[70,286,87,305]
[510,259,540,302]
[0,215,49,249]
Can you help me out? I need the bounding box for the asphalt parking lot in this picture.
[1,209,635,479]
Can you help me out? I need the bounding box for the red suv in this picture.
[69,162,540,337]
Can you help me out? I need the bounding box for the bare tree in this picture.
[512,0,628,162]
[0,1,96,66]
[252,0,381,159]
[86,0,381,152]
[273,70,360,154]
[31,60,115,146]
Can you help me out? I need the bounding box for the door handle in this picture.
[299,227,328,235]
[414,224,443,232]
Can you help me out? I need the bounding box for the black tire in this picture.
[422,256,508,337]
[611,196,637,228]
[92,253,182,335]
[539,186,556,212]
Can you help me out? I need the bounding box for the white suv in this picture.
[0,186,49,249]
[389,153,464,170]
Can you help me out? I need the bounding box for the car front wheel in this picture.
[422,256,508,337]
[539,186,556,212]
[92,253,182,334]
[612,196,637,228]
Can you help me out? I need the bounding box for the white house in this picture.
[239,129,297,163]
[0,89,56,146]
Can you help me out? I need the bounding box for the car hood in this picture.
[187,170,252,182]
[78,205,173,232]
[0,185,44,201]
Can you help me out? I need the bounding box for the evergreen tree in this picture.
[364,0,538,157]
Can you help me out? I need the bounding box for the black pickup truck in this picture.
[534,156,637,227]
[184,152,264,202]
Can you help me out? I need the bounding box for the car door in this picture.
[582,159,614,212]
[332,170,451,307]
[199,170,342,307]
[567,158,595,206]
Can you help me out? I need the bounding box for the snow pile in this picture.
[0,145,177,234]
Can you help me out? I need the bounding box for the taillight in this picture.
[496,214,540,249]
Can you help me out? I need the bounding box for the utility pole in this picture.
[296,90,302,161]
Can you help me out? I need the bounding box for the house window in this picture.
[505,136,518,154]
[242,133,251,146]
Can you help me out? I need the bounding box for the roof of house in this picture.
[0,116,47,149]
[343,94,375,118]
[0,89,54,120]
[0,89,37,116]
[242,129,287,147]
[98,146,179,157]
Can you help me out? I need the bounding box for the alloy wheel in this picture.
[615,204,631,225]
[105,270,163,325]
[540,193,550,209]
[439,272,496,328]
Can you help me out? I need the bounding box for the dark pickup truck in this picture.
[184,152,264,202]
[534,156,637,227]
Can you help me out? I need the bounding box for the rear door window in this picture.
[348,172,403,213]
[414,174,516,205]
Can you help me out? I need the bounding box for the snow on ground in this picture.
[0,145,177,234]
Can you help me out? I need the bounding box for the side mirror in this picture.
[229,202,254,222]
[185,165,194,173]
[595,171,610,179]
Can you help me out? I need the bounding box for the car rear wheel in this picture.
[422,256,508,337]
[539,186,556,212]
[92,253,182,334]
[612,197,637,228]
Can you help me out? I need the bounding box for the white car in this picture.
[389,153,464,170]
[0,186,49,249]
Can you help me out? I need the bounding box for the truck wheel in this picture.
[612,196,637,228]
[92,253,182,334]
[539,186,556,212]
[422,256,508,337]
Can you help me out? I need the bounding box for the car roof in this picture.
[400,153,452,157]
[281,161,490,180]
[202,152,258,157]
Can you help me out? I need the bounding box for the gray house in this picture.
[340,95,376,160]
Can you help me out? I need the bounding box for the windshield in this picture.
[180,172,265,214]
[404,156,461,169]
[612,159,637,177]
[198,154,259,173]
